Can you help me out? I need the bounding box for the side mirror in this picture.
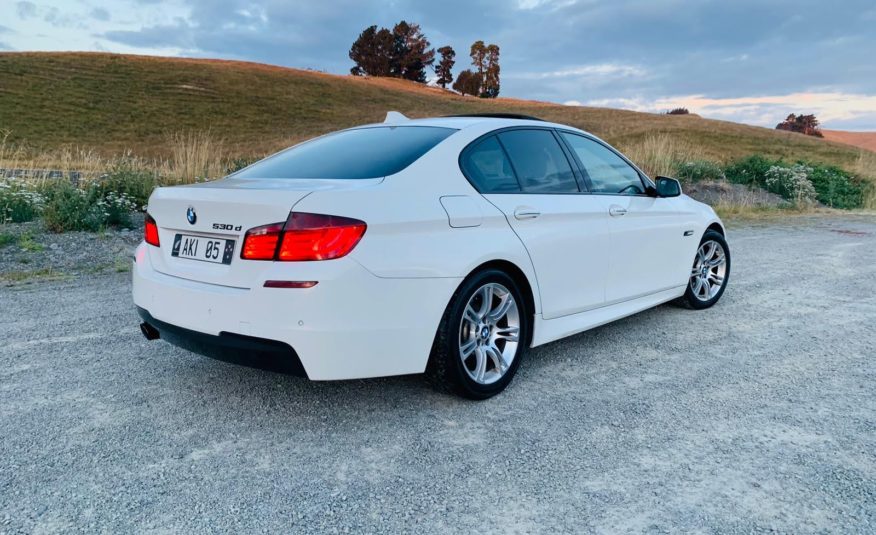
[655,176,682,198]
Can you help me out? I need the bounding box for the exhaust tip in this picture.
[140,322,160,341]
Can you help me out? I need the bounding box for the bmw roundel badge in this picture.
[186,206,197,225]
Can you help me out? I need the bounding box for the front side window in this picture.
[561,132,645,195]
[234,126,456,180]
[460,136,521,193]
[497,130,578,193]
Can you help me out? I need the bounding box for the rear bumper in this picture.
[132,243,460,380]
[137,307,307,376]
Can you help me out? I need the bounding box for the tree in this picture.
[434,46,456,88]
[470,40,487,78]
[667,107,690,115]
[776,113,823,137]
[467,40,500,98]
[349,21,435,82]
[391,21,435,82]
[453,69,481,96]
[349,25,394,76]
[481,44,500,98]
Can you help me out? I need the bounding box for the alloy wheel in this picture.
[458,282,521,385]
[690,240,727,302]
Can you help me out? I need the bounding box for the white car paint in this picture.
[133,114,723,380]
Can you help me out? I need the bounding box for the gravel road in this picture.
[1,215,874,533]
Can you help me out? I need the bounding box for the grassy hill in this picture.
[1,52,872,175]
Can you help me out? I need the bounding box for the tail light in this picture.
[241,212,366,262]
[144,213,160,247]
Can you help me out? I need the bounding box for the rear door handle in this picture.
[513,207,541,220]
[608,206,627,217]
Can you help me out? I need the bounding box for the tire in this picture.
[679,229,730,309]
[426,269,530,400]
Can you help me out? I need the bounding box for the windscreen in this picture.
[234,126,457,179]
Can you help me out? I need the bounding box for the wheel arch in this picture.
[706,222,725,236]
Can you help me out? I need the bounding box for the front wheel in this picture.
[680,230,730,309]
[426,269,529,400]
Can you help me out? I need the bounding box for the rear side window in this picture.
[460,136,521,193]
[560,132,645,195]
[496,130,578,193]
[234,126,456,180]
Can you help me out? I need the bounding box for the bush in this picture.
[674,160,724,183]
[94,158,160,210]
[723,155,866,209]
[724,155,780,186]
[41,182,137,232]
[0,178,45,223]
[667,107,690,115]
[805,165,865,209]
[763,165,818,206]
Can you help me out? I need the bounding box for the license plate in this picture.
[171,234,236,265]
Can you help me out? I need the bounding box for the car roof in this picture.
[361,111,582,132]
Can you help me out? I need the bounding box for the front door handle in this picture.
[608,205,627,217]
[513,207,541,220]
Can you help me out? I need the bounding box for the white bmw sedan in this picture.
[134,113,729,399]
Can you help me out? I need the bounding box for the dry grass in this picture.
[615,134,703,177]
[851,150,876,209]
[162,130,228,182]
[1,129,230,186]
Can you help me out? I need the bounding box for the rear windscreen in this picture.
[233,126,457,179]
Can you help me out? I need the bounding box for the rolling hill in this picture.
[822,130,876,153]
[0,51,872,174]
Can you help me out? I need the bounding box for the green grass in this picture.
[0,233,15,247]
[17,232,43,252]
[0,267,66,283]
[0,51,872,175]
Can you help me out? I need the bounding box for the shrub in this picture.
[41,182,137,232]
[94,157,160,210]
[805,165,865,209]
[724,155,781,186]
[666,107,690,115]
[763,165,818,206]
[674,160,724,183]
[0,177,45,223]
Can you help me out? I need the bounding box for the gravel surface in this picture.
[0,218,143,284]
[1,215,874,533]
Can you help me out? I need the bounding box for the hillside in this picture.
[0,52,871,172]
[822,130,876,153]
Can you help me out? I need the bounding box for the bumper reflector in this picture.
[263,280,319,289]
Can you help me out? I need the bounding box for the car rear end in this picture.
[133,123,463,380]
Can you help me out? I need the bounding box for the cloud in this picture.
[585,92,876,129]
[90,7,110,21]
[510,63,646,80]
[16,1,37,19]
[0,41,13,51]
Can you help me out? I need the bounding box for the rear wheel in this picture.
[426,269,529,399]
[680,230,730,309]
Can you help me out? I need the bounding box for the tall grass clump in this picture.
[852,150,876,209]
[619,134,702,178]
[165,130,227,183]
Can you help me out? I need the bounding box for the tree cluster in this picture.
[666,107,690,115]
[453,41,500,98]
[775,113,823,137]
[349,23,501,98]
[349,21,435,82]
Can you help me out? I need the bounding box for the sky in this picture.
[1,0,875,131]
